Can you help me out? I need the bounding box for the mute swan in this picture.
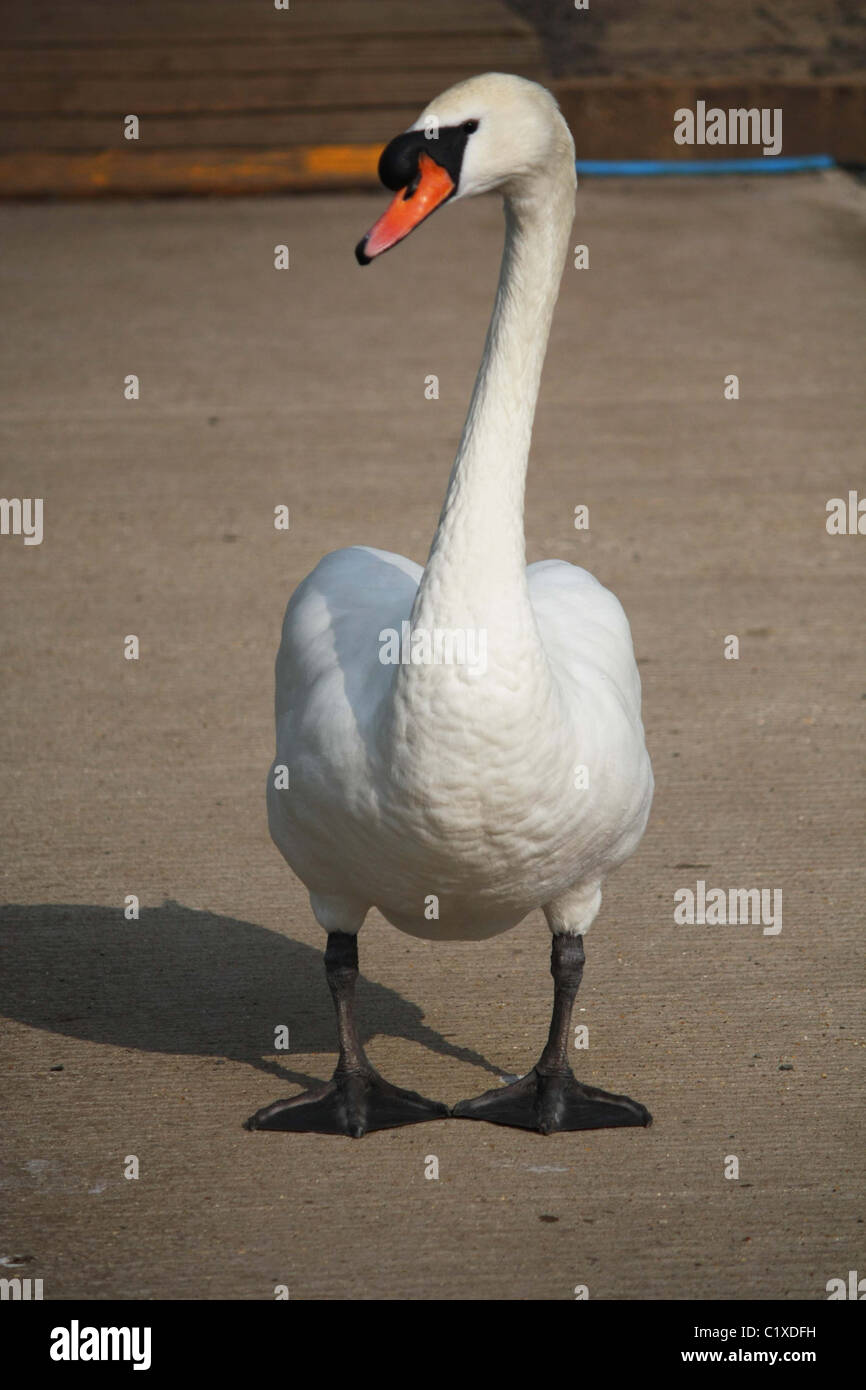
[246,73,653,1138]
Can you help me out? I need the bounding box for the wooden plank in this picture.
[3,80,864,161]
[0,0,545,196]
[0,0,533,43]
[0,67,545,116]
[0,35,544,78]
[507,0,863,82]
[0,108,425,151]
[0,145,383,196]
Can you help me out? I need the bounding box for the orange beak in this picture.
[356,151,456,264]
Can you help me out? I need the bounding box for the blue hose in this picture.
[575,155,835,177]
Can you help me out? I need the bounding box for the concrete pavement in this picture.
[0,169,863,1299]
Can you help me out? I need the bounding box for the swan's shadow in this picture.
[0,901,501,1090]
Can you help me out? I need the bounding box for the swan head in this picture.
[355,73,575,265]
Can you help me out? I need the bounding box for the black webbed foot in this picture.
[453,1066,651,1133]
[245,1067,450,1137]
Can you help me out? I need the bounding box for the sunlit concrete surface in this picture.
[0,170,863,1299]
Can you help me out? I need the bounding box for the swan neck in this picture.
[414,167,575,625]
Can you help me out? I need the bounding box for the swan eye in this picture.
[462,120,479,134]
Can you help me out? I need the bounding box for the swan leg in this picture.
[453,934,651,1133]
[244,931,450,1137]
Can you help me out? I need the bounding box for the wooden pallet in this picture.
[0,0,545,195]
[0,1,863,197]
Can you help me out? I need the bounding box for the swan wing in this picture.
[275,544,421,724]
[527,558,653,877]
[527,558,644,718]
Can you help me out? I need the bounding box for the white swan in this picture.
[246,74,653,1138]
